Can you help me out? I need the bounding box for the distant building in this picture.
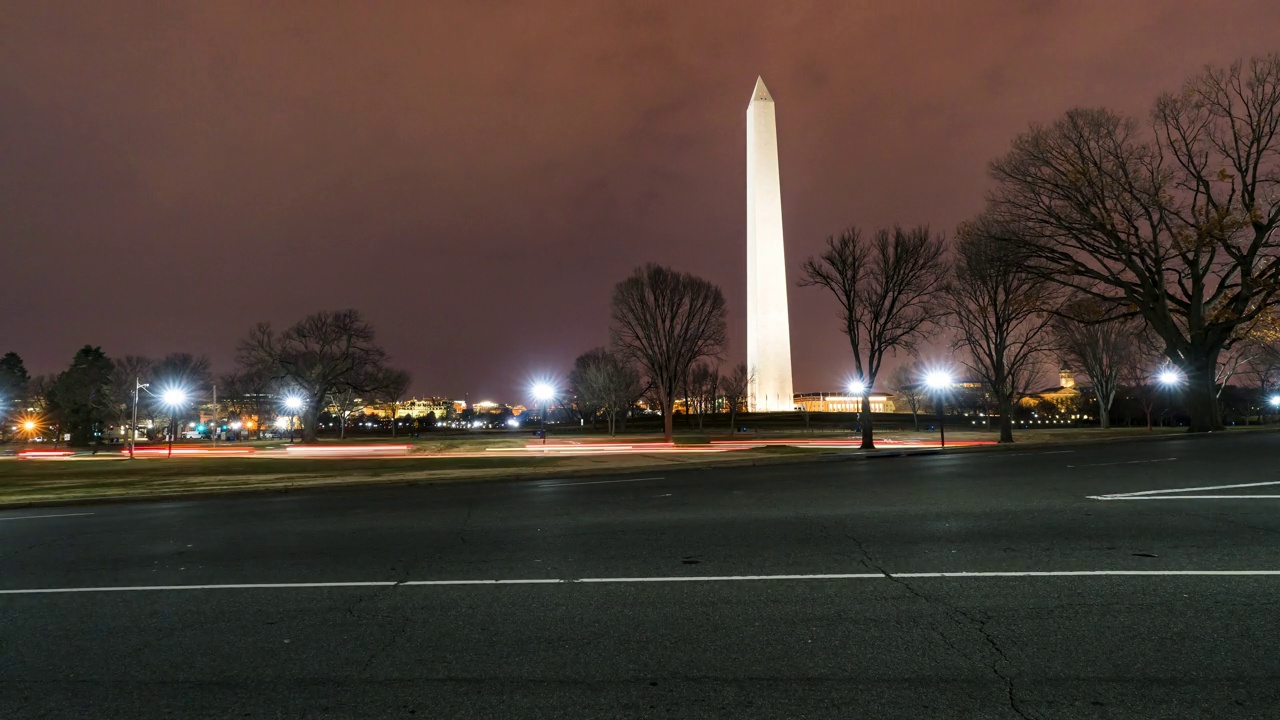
[397,397,455,419]
[1019,368,1083,412]
[794,391,896,414]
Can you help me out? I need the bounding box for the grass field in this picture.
[0,425,1252,507]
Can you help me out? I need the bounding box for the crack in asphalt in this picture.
[845,530,1034,720]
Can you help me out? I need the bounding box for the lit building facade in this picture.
[794,392,897,414]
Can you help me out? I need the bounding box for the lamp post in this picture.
[925,371,954,448]
[129,377,149,460]
[161,388,188,458]
[284,396,304,443]
[1157,368,1182,427]
[532,383,555,445]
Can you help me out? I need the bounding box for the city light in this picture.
[22,420,36,432]
[161,388,187,407]
[847,380,867,395]
[275,417,289,429]
[531,383,555,402]
[284,396,304,411]
[925,371,953,389]
[1158,369,1181,386]
[1270,396,1280,408]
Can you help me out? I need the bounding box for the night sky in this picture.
[3,1,1278,402]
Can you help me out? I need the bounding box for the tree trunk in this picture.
[911,408,919,431]
[302,400,322,443]
[1097,396,1110,429]
[860,395,874,450]
[998,397,1015,444]
[340,415,346,439]
[662,401,674,443]
[390,403,398,438]
[1184,356,1224,433]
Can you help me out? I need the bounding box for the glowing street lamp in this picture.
[283,396,304,443]
[847,380,867,396]
[532,382,556,445]
[924,370,954,448]
[160,388,188,458]
[1158,369,1182,387]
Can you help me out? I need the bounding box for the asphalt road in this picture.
[3,432,1280,718]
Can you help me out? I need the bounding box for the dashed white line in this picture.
[4,570,1279,594]
[539,476,664,488]
[1069,457,1177,468]
[0,512,95,522]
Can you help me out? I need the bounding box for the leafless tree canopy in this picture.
[572,347,644,436]
[685,362,720,430]
[888,361,927,431]
[944,216,1056,442]
[720,363,751,431]
[801,225,947,448]
[610,264,726,442]
[1050,299,1140,429]
[988,54,1280,432]
[237,309,394,442]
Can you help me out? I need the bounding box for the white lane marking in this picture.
[1089,479,1280,500]
[1040,450,1076,455]
[1090,495,1280,501]
[5,570,1280,594]
[540,476,664,488]
[1068,457,1177,468]
[0,512,95,522]
[1101,479,1280,498]
[577,573,887,583]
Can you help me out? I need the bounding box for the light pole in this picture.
[1157,368,1182,427]
[532,383,555,445]
[284,396,304,443]
[925,371,954,448]
[161,388,188,458]
[129,377,149,460]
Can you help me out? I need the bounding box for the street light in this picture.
[532,382,555,445]
[925,370,954,448]
[284,396,304,443]
[1158,369,1182,386]
[160,388,188,458]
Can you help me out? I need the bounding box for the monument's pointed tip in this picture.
[751,76,773,103]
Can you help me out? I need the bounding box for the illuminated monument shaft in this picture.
[746,77,795,412]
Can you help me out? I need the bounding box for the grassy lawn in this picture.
[0,447,835,506]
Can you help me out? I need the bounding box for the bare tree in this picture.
[220,367,279,439]
[687,362,720,431]
[988,55,1280,433]
[611,264,727,442]
[237,309,391,443]
[944,217,1057,443]
[326,386,363,440]
[720,363,751,432]
[888,362,926,431]
[372,369,412,438]
[801,225,947,449]
[1051,306,1139,429]
[568,348,608,430]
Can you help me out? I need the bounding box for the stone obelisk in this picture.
[746,76,795,412]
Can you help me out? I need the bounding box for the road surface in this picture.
[3,432,1280,718]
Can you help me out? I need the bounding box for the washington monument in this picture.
[746,76,795,412]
